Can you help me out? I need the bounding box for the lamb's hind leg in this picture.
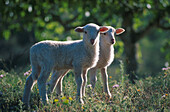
[55,70,70,96]
[47,70,69,95]
[22,65,40,107]
[101,67,111,98]
[37,67,51,104]
[74,66,84,104]
[47,71,60,94]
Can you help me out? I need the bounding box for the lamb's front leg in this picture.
[101,67,112,98]
[74,67,84,104]
[37,68,51,104]
[82,69,88,97]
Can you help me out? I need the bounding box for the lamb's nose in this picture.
[111,39,115,44]
[90,39,95,45]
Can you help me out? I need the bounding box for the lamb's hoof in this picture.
[109,95,112,99]
[104,92,112,99]
[76,96,84,104]
[103,92,112,98]
[22,103,30,110]
[79,98,84,104]
[108,93,112,98]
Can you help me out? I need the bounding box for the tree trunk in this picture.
[121,12,138,83]
[124,42,138,83]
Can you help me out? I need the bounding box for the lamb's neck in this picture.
[84,41,99,57]
[100,43,114,54]
[99,43,114,62]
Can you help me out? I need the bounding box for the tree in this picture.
[0,0,169,83]
[62,0,170,83]
[78,0,170,83]
[113,0,170,83]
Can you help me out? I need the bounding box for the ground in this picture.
[0,66,169,111]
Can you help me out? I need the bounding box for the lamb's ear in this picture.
[115,28,125,35]
[75,27,84,32]
[99,27,109,33]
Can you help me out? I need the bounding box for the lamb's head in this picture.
[100,26,125,45]
[75,23,108,46]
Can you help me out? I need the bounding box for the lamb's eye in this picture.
[103,33,106,35]
[84,31,87,34]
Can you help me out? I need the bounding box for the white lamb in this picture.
[22,23,109,106]
[48,26,125,98]
[89,26,125,97]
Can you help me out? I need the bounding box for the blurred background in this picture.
[0,0,169,81]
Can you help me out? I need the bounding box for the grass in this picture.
[0,65,169,111]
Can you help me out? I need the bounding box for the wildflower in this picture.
[0,75,4,78]
[112,84,119,88]
[88,97,92,101]
[69,97,73,101]
[54,99,59,102]
[87,84,92,89]
[82,106,84,109]
[24,69,32,76]
[137,89,140,92]
[24,72,29,76]
[61,96,66,100]
[29,68,32,72]
[165,62,169,67]
[161,94,168,98]
[123,96,128,100]
[162,68,167,71]
[109,76,112,78]
[162,67,170,71]
[139,107,141,110]
[63,99,69,104]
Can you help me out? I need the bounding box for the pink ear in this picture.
[99,27,109,33]
[116,28,125,35]
[75,27,84,32]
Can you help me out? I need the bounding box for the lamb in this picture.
[22,23,109,107]
[48,26,125,98]
[89,26,125,97]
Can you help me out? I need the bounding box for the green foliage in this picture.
[1,0,169,40]
[0,0,170,84]
[114,40,124,58]
[139,28,170,74]
[0,67,169,111]
[3,30,11,40]
[161,38,170,63]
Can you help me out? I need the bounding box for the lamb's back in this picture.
[30,40,96,70]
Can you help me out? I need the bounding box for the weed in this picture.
[0,68,169,111]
